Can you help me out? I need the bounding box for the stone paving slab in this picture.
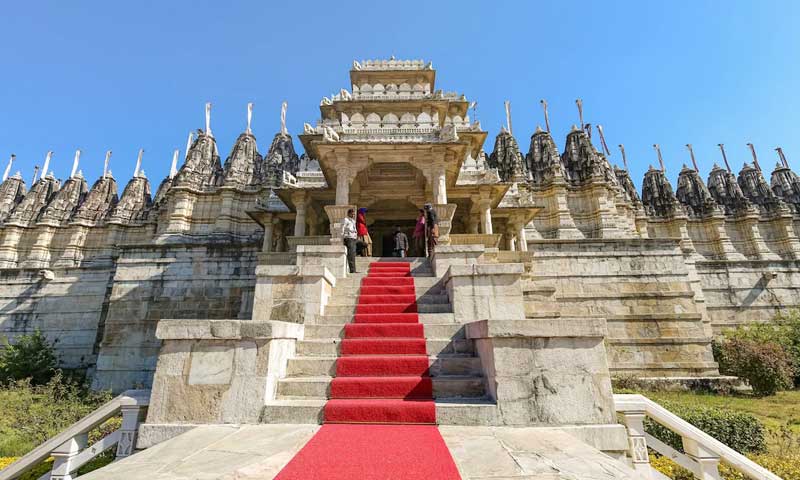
[440,426,641,479]
[80,424,319,480]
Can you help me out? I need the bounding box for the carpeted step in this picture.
[336,355,430,376]
[353,313,420,324]
[355,303,418,314]
[340,338,427,355]
[330,376,433,399]
[359,285,416,295]
[367,271,412,277]
[357,294,418,304]
[323,399,436,424]
[368,262,413,268]
[344,323,424,338]
[361,277,415,287]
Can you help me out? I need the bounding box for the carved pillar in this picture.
[261,213,275,252]
[165,190,195,234]
[50,433,88,480]
[551,172,583,239]
[214,189,237,233]
[741,213,778,260]
[682,437,722,480]
[53,225,88,267]
[433,204,457,245]
[466,216,479,234]
[707,215,743,260]
[516,222,528,252]
[292,191,308,237]
[325,204,356,243]
[619,409,653,478]
[308,208,319,236]
[22,225,55,268]
[432,163,447,204]
[479,199,493,234]
[335,168,351,205]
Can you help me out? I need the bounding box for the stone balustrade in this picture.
[0,390,149,480]
[615,394,781,480]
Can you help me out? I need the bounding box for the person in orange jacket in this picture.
[356,208,372,257]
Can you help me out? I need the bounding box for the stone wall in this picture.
[91,241,259,391]
[0,266,114,370]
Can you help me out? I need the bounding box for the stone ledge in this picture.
[296,245,346,254]
[136,423,200,449]
[466,318,607,339]
[254,264,336,284]
[435,245,486,254]
[156,319,303,340]
[446,263,525,277]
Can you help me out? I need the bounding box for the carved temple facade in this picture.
[1,59,800,390]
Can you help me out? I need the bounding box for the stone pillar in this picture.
[165,190,195,234]
[0,225,22,268]
[22,225,55,268]
[517,223,528,252]
[619,409,653,478]
[335,168,351,205]
[432,164,447,204]
[292,191,307,237]
[682,438,722,480]
[466,216,479,234]
[479,199,493,234]
[741,213,778,260]
[116,401,147,458]
[261,213,275,252]
[50,433,88,480]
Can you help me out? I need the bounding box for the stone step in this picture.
[261,398,499,426]
[304,323,467,340]
[286,355,481,377]
[324,303,452,316]
[326,294,451,307]
[331,285,446,297]
[295,338,475,357]
[334,274,439,287]
[312,313,457,325]
[276,375,487,399]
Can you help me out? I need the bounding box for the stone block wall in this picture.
[0,266,114,370]
[91,242,260,391]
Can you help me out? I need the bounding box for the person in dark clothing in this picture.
[393,226,409,258]
[424,203,439,257]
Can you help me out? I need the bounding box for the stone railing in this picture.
[614,394,780,480]
[0,390,149,480]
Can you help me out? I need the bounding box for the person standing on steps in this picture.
[393,226,409,258]
[413,208,426,257]
[424,203,439,258]
[356,207,372,257]
[342,208,358,273]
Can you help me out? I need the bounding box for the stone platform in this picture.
[81,424,641,479]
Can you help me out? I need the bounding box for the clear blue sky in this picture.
[1,1,798,190]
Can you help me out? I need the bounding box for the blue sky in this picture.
[1,1,798,190]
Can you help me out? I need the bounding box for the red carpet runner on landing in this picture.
[275,261,462,479]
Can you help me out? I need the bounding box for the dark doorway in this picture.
[368,219,417,257]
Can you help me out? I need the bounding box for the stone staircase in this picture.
[263,257,498,425]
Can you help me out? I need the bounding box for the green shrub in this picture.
[714,338,794,396]
[645,400,766,455]
[0,330,58,386]
[722,310,800,386]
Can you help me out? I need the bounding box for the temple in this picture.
[0,59,796,478]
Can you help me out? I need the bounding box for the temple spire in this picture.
[596,125,611,155]
[170,149,179,179]
[717,144,732,173]
[134,149,143,178]
[776,147,789,168]
[185,131,194,160]
[686,144,699,171]
[540,99,551,133]
[205,102,213,137]
[653,144,665,173]
[70,149,81,178]
[42,151,52,178]
[103,150,112,179]
[247,102,254,134]
[618,144,629,171]
[280,101,288,136]
[576,99,584,130]
[746,143,762,171]
[3,154,14,182]
[504,100,513,135]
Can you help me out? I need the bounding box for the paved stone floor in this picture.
[83,424,641,479]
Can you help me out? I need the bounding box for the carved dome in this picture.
[675,165,718,218]
[0,173,27,223]
[223,132,263,187]
[525,128,562,186]
[488,129,525,182]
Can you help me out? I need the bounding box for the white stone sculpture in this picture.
[42,151,52,178]
[303,123,315,135]
[70,150,81,178]
[170,149,179,179]
[133,149,143,178]
[185,132,194,160]
[3,154,15,182]
[205,102,212,136]
[247,102,254,134]
[280,101,288,136]
[103,150,112,179]
[323,126,340,142]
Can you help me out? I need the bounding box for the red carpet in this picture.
[275,262,462,479]
[274,424,461,480]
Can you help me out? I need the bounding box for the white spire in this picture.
[504,100,512,135]
[170,149,179,179]
[3,154,14,182]
[103,150,112,179]
[247,102,254,134]
[134,149,143,178]
[280,101,288,136]
[70,150,81,178]
[540,99,551,133]
[205,102,213,137]
[185,131,194,160]
[42,151,53,178]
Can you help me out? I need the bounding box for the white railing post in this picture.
[682,437,723,480]
[50,433,88,480]
[115,403,146,458]
[619,408,653,479]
